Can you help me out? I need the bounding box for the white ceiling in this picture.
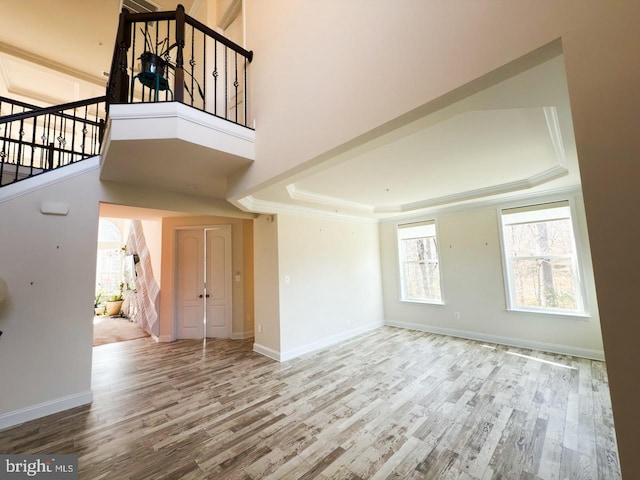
[1,4,580,221]
[242,54,580,219]
[0,0,198,106]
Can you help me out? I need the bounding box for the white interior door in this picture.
[176,229,205,339]
[176,226,232,339]
[205,226,232,338]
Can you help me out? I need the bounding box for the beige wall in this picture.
[239,2,640,475]
[276,214,384,357]
[0,164,255,426]
[242,219,254,334]
[140,219,163,285]
[380,191,603,357]
[159,215,253,339]
[253,214,280,353]
[0,170,100,419]
[561,8,640,476]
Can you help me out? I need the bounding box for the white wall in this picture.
[0,169,100,426]
[240,5,640,475]
[276,214,384,359]
[252,214,280,357]
[380,192,603,359]
[0,161,255,428]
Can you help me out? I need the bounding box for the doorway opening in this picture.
[94,216,151,346]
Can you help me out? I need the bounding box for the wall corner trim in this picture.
[0,391,93,431]
[385,320,605,361]
[253,342,281,361]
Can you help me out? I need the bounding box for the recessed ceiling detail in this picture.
[238,55,580,220]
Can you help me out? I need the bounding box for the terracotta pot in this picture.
[105,300,123,316]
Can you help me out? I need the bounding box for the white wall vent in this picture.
[122,0,159,14]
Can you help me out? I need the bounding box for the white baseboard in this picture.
[385,320,605,361]
[253,342,281,361]
[279,321,384,362]
[156,335,174,343]
[231,331,254,340]
[0,391,93,431]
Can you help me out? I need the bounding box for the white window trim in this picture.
[396,218,445,305]
[497,197,590,318]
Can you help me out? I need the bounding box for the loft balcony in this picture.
[100,5,254,199]
[0,5,254,196]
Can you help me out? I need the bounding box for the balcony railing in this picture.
[0,96,106,187]
[107,4,253,128]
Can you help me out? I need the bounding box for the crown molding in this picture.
[544,106,566,167]
[378,184,583,223]
[237,195,378,224]
[0,42,105,86]
[374,165,568,214]
[285,183,373,213]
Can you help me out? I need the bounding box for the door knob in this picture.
[206,294,210,298]
[198,294,203,298]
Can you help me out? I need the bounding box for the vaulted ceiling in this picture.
[1,3,580,220]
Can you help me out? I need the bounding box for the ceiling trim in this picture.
[376,165,569,214]
[0,42,106,86]
[378,185,583,223]
[285,184,373,213]
[544,106,566,166]
[237,195,378,224]
[278,164,570,217]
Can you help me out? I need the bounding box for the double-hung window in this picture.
[397,221,443,303]
[500,201,586,315]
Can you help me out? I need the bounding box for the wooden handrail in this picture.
[185,16,253,62]
[0,96,41,111]
[0,96,106,125]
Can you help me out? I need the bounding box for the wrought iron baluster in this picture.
[165,19,171,101]
[81,106,88,155]
[213,39,218,116]
[244,57,248,127]
[130,21,137,103]
[15,118,25,181]
[202,30,206,111]
[93,106,99,154]
[71,108,77,163]
[0,121,7,185]
[234,51,238,124]
[224,45,228,120]
[154,20,159,56]
[30,116,37,171]
[46,111,53,168]
[190,24,195,106]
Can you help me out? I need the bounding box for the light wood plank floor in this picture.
[0,327,620,479]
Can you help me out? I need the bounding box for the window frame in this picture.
[498,199,589,317]
[396,219,445,305]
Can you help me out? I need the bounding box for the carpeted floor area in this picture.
[93,316,150,346]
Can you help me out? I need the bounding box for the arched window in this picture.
[98,219,123,243]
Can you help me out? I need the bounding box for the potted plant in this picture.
[94,291,105,316]
[105,283,124,316]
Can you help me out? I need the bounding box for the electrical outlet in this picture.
[257,324,263,334]
[454,312,461,320]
